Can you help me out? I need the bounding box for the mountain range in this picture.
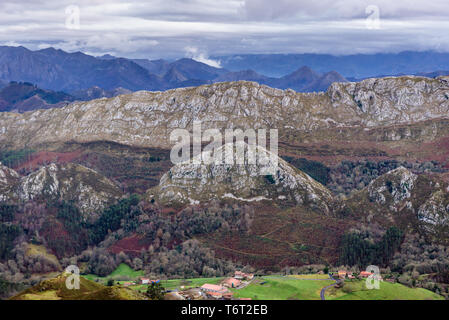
[0,46,348,95]
[0,46,350,112]
[2,46,449,114]
[214,51,449,78]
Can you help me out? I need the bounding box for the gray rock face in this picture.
[18,163,122,214]
[149,142,333,213]
[0,77,448,150]
[0,162,20,202]
[418,190,449,228]
[328,76,449,126]
[356,166,449,241]
[0,162,121,214]
[367,167,418,208]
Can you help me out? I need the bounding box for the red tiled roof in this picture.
[201,284,227,293]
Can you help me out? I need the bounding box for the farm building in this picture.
[206,291,223,299]
[222,278,241,288]
[234,271,254,280]
[140,278,150,284]
[223,292,234,300]
[140,278,160,284]
[359,271,374,278]
[200,284,228,294]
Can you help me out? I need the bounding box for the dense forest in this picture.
[339,227,404,267]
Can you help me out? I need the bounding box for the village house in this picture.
[359,271,373,278]
[206,291,223,299]
[200,284,228,294]
[338,270,347,279]
[179,288,203,300]
[359,271,383,281]
[140,278,150,284]
[223,292,234,300]
[234,271,254,280]
[222,277,241,288]
[140,278,160,285]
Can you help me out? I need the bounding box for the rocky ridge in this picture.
[0,76,448,149]
[0,163,121,214]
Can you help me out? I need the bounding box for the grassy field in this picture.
[325,280,444,300]
[111,277,227,293]
[82,265,225,293]
[82,263,144,284]
[160,277,225,291]
[231,276,333,300]
[109,263,144,278]
[289,274,330,280]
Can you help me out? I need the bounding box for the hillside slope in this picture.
[10,273,147,300]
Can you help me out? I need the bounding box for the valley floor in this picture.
[81,267,443,300]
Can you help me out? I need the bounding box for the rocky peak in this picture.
[367,167,418,206]
[344,166,449,243]
[327,76,449,126]
[148,142,333,213]
[17,163,122,214]
[0,162,20,202]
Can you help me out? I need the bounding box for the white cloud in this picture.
[185,46,222,68]
[0,0,448,58]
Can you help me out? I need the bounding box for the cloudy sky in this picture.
[1,0,449,65]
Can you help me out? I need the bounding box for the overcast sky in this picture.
[1,0,449,66]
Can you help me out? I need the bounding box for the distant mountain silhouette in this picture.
[0,46,165,92]
[214,69,270,82]
[214,51,449,78]
[214,66,347,92]
[168,58,228,80]
[416,70,449,78]
[0,81,135,113]
[0,81,74,112]
[131,58,170,76]
[5,46,448,97]
[71,86,132,101]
